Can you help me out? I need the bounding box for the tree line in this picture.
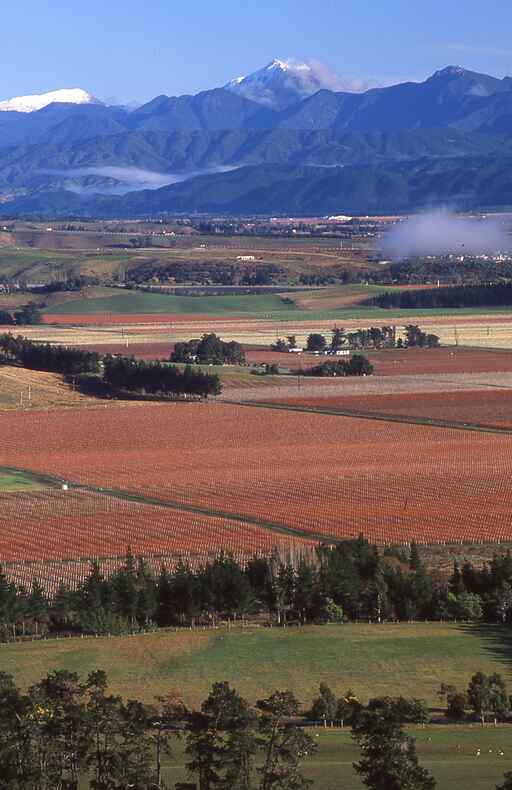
[103,357,221,398]
[5,666,512,789]
[126,259,284,287]
[0,335,221,398]
[0,333,101,375]
[389,256,512,286]
[304,355,373,377]
[0,666,443,790]
[5,540,512,642]
[367,283,512,309]
[272,325,439,354]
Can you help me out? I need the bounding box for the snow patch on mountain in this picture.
[0,88,100,113]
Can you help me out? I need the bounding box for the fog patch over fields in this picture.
[381,210,512,259]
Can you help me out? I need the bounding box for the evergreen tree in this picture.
[116,699,154,788]
[306,333,327,352]
[186,681,256,790]
[172,561,200,625]
[136,556,158,626]
[50,582,74,631]
[257,690,316,790]
[28,580,49,637]
[0,672,34,790]
[409,541,422,572]
[85,671,124,790]
[294,559,317,623]
[331,327,346,351]
[352,697,436,790]
[156,566,174,626]
[113,549,139,628]
[29,669,90,789]
[449,561,464,595]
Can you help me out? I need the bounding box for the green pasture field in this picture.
[43,291,299,315]
[2,623,512,708]
[41,287,512,320]
[6,623,512,789]
[147,727,512,790]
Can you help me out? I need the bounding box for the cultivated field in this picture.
[0,486,314,592]
[270,390,512,429]
[28,309,512,351]
[1,403,512,552]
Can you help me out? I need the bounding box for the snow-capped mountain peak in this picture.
[225,58,321,109]
[224,58,374,109]
[0,88,101,113]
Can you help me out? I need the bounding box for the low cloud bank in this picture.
[381,210,511,259]
[42,165,239,195]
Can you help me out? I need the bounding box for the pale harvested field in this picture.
[221,371,512,401]
[14,313,512,350]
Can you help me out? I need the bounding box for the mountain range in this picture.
[1,60,512,216]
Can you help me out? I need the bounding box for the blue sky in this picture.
[2,0,512,103]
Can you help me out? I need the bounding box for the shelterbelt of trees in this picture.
[0,334,221,398]
[3,540,512,641]
[273,325,440,355]
[367,282,512,309]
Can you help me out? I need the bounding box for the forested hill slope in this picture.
[4,155,511,217]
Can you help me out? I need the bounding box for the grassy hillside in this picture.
[2,623,511,707]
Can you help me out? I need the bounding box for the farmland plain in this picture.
[1,403,512,562]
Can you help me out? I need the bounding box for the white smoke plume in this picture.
[381,210,512,259]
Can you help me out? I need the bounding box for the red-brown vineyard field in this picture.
[1,402,512,564]
[0,488,314,592]
[269,390,512,429]
[41,313,243,326]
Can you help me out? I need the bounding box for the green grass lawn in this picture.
[3,623,512,708]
